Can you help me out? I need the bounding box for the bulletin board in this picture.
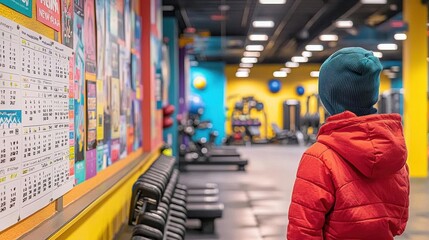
[0,15,74,231]
[0,0,144,232]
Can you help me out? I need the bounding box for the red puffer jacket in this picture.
[287,111,409,240]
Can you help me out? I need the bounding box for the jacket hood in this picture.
[317,111,407,178]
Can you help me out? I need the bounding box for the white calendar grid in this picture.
[0,16,75,230]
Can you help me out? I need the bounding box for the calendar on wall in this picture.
[0,15,74,231]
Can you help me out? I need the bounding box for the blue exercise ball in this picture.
[296,85,305,96]
[268,79,281,93]
[189,94,205,115]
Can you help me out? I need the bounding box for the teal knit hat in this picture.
[318,47,383,116]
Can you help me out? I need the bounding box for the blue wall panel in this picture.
[163,18,179,156]
[190,62,226,145]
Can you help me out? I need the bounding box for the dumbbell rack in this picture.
[129,156,188,239]
[119,155,225,240]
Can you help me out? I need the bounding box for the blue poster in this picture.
[0,0,33,17]
[74,8,86,184]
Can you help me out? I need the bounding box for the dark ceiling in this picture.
[163,0,407,64]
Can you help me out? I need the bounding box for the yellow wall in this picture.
[225,64,391,138]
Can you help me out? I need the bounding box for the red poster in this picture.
[36,0,61,31]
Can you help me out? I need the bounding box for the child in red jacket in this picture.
[287,47,409,240]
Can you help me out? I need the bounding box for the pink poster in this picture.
[36,0,61,31]
[86,149,97,180]
[84,0,97,74]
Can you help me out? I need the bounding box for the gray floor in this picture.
[180,145,429,240]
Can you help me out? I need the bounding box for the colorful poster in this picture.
[74,0,83,16]
[119,47,131,116]
[131,54,139,91]
[124,0,131,49]
[110,139,120,163]
[96,144,105,172]
[95,0,105,80]
[119,116,127,159]
[36,0,61,31]
[109,0,118,38]
[96,79,104,140]
[133,100,142,150]
[0,0,33,17]
[116,0,125,41]
[86,81,97,150]
[133,16,141,53]
[104,143,111,166]
[111,78,120,139]
[73,6,86,184]
[85,149,97,180]
[61,0,73,48]
[111,42,119,78]
[84,0,96,74]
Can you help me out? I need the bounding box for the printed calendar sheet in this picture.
[0,15,74,230]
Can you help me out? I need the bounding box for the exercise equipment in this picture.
[227,96,268,145]
[126,155,225,239]
[268,79,281,93]
[193,76,207,90]
[296,85,305,96]
[178,106,248,171]
[301,94,325,145]
[379,89,403,114]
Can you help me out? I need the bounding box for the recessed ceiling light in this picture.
[243,51,261,57]
[253,20,275,28]
[246,45,264,51]
[373,51,383,58]
[291,56,308,63]
[236,71,249,78]
[319,34,339,41]
[305,44,324,51]
[241,57,258,63]
[237,68,250,73]
[240,63,253,68]
[219,4,230,11]
[281,68,291,73]
[249,34,269,41]
[377,43,398,51]
[394,33,407,41]
[273,71,287,77]
[162,5,175,11]
[302,51,312,57]
[285,62,299,68]
[335,20,353,28]
[361,0,387,4]
[310,71,320,78]
[259,0,286,4]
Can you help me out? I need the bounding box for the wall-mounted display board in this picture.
[0,0,146,233]
[0,15,74,231]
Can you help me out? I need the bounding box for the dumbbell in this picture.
[137,211,166,233]
[131,236,152,240]
[138,174,168,194]
[165,217,186,236]
[164,230,183,240]
[129,181,163,225]
[132,224,163,240]
[154,204,186,238]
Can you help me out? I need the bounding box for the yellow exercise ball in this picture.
[193,76,207,90]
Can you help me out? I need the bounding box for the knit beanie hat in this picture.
[318,47,383,116]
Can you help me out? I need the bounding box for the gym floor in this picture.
[180,145,429,240]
